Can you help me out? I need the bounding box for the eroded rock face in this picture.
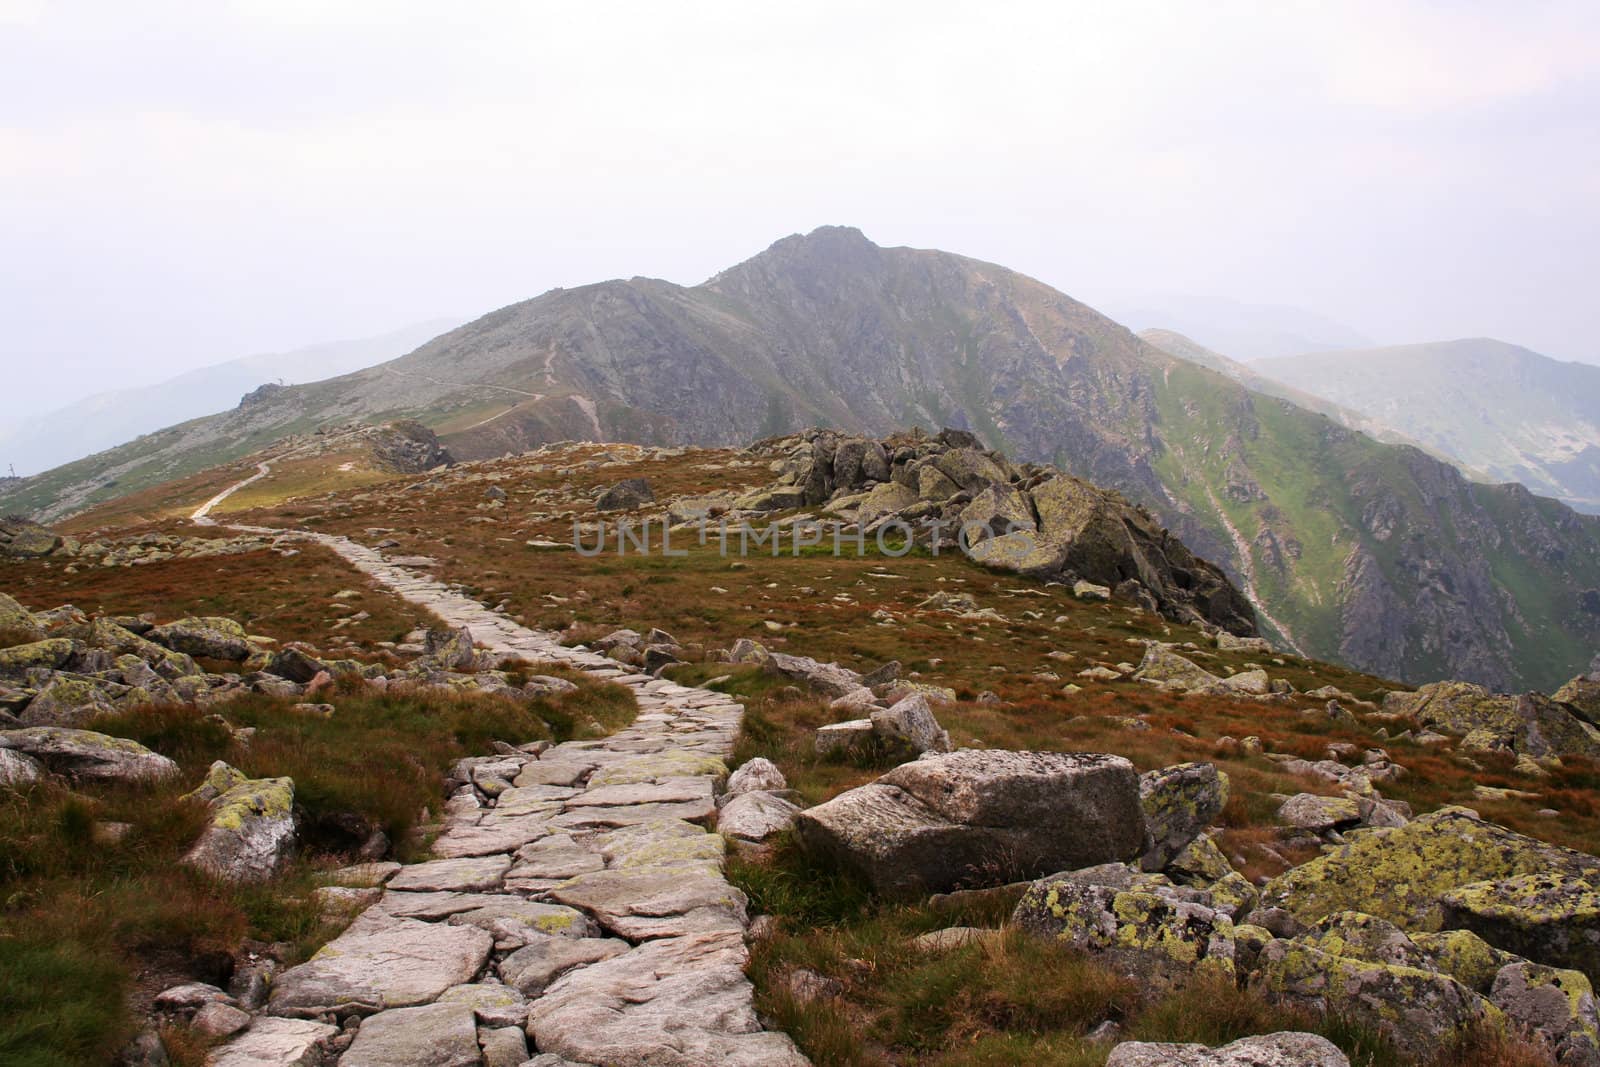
[1104,1032,1350,1066]
[797,751,1145,895]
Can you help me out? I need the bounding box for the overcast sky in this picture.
[4,0,1598,418]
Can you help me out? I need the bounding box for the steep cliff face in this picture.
[6,227,1599,690]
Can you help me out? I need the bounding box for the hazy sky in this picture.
[4,0,1599,417]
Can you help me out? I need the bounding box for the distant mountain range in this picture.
[0,320,460,477]
[1251,340,1600,515]
[5,227,1597,692]
[1107,294,1373,361]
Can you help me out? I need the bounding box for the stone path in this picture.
[196,473,808,1066]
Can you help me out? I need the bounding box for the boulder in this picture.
[0,592,45,641]
[726,757,786,795]
[420,627,479,671]
[1490,962,1600,1066]
[268,910,493,1016]
[868,693,949,757]
[148,617,252,661]
[933,448,1008,490]
[182,763,296,882]
[1558,676,1600,723]
[0,727,177,782]
[1250,939,1497,1059]
[1133,646,1225,693]
[0,638,75,676]
[855,482,919,527]
[1104,1032,1349,1066]
[1013,871,1237,987]
[1139,762,1228,871]
[18,674,118,727]
[595,478,655,511]
[1442,871,1600,981]
[814,719,875,757]
[765,652,864,699]
[958,483,1036,537]
[1260,807,1600,941]
[797,751,1145,895]
[1277,793,1363,833]
[266,646,330,684]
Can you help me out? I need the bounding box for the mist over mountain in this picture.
[1107,294,1374,361]
[0,320,461,478]
[5,227,1597,691]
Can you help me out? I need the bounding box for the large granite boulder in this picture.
[0,638,75,676]
[0,727,176,782]
[595,478,655,512]
[1490,961,1600,1066]
[1385,681,1600,759]
[765,651,865,699]
[868,693,950,757]
[796,751,1145,895]
[1442,871,1600,981]
[148,616,252,661]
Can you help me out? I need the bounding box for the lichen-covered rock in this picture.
[419,627,479,671]
[183,766,296,882]
[1250,939,1499,1059]
[0,637,75,676]
[1489,962,1600,1066]
[1259,807,1600,934]
[1277,793,1363,833]
[1132,646,1226,693]
[1410,929,1521,993]
[868,693,949,756]
[1104,1031,1350,1066]
[0,592,45,641]
[1299,911,1433,970]
[765,651,864,699]
[1012,874,1237,987]
[19,674,122,728]
[1139,762,1228,871]
[1441,870,1600,981]
[148,616,252,661]
[1385,682,1600,759]
[0,726,177,782]
[1558,676,1600,724]
[1166,834,1235,886]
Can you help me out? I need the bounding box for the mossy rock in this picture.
[0,638,75,676]
[1251,939,1500,1059]
[1260,807,1600,934]
[1443,871,1600,982]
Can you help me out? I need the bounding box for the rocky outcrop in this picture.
[796,751,1145,895]
[1384,679,1600,759]
[752,429,1257,635]
[595,478,655,512]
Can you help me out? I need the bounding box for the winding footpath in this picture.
[194,467,808,1067]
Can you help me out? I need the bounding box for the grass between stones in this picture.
[0,675,635,1067]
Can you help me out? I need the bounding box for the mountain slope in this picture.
[6,227,1598,691]
[1253,339,1600,513]
[0,318,459,480]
